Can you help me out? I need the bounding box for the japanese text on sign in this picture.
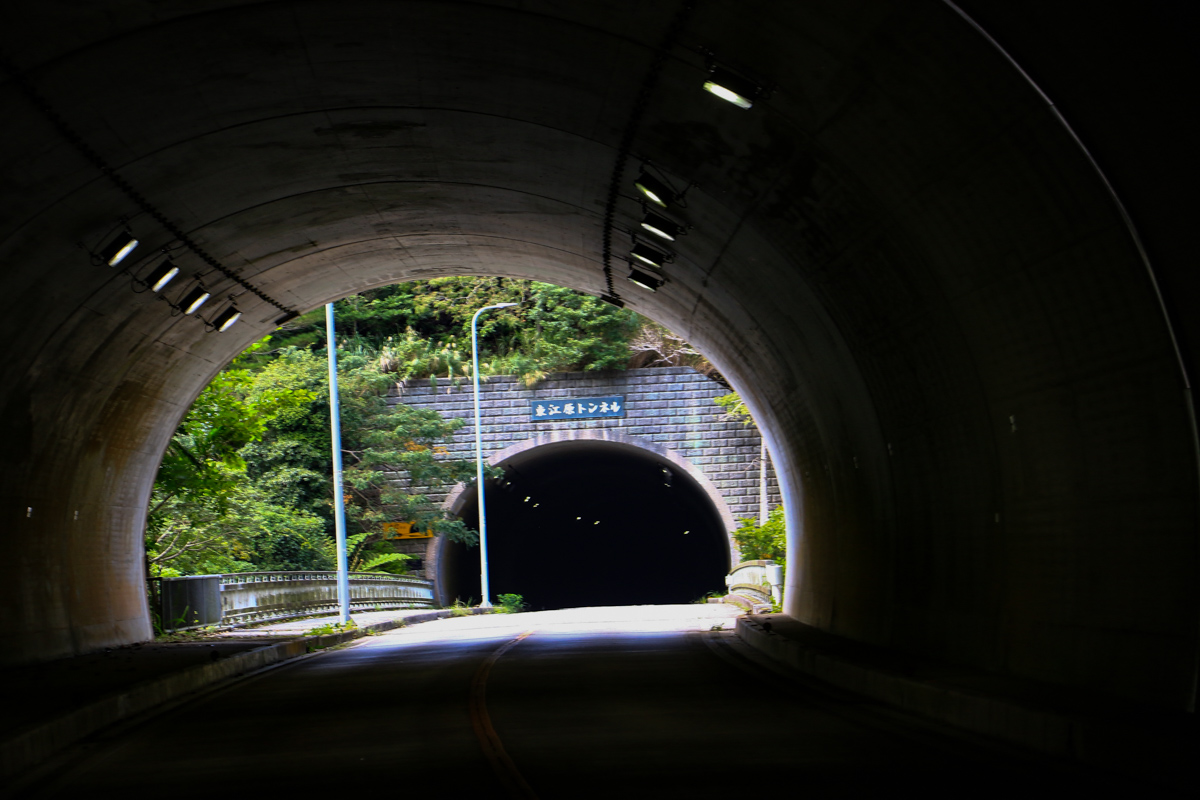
[531,396,625,421]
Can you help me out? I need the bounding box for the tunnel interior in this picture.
[2,0,1197,720]
[439,442,730,610]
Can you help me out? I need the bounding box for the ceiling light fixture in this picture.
[213,306,242,332]
[634,170,676,208]
[628,265,665,292]
[143,259,179,292]
[630,242,672,269]
[98,230,139,267]
[181,286,211,315]
[703,67,760,110]
[640,211,684,242]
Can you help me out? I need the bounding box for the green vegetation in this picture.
[147,340,321,576]
[714,391,753,427]
[306,619,358,637]
[147,342,477,577]
[269,278,641,387]
[732,505,787,564]
[148,277,719,578]
[496,593,528,613]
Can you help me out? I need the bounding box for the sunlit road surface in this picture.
[15,605,1160,798]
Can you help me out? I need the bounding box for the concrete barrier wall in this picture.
[160,575,221,629]
[725,560,781,608]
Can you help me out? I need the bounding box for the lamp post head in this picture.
[473,302,519,324]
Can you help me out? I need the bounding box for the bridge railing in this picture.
[159,571,434,631]
[723,560,783,610]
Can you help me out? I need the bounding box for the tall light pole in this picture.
[326,303,351,624]
[472,302,517,608]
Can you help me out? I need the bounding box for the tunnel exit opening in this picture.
[437,440,730,610]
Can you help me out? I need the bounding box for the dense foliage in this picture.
[147,344,477,577]
[147,342,322,575]
[714,391,753,427]
[268,278,642,386]
[731,505,787,564]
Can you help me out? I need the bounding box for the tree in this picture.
[269,278,641,386]
[146,340,316,575]
[148,479,331,576]
[732,505,787,564]
[332,349,482,566]
[150,350,312,515]
[150,340,483,576]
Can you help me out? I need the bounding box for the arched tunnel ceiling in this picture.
[1,1,1196,710]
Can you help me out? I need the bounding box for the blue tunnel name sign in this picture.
[531,396,625,421]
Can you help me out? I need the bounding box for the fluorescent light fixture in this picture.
[181,287,211,314]
[144,260,179,292]
[631,243,670,269]
[703,67,759,110]
[100,231,139,266]
[628,265,664,292]
[634,171,675,207]
[640,212,682,241]
[214,306,242,332]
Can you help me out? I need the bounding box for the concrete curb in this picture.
[735,616,1197,792]
[1,608,492,785]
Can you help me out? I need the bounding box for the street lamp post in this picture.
[472,302,517,608]
[326,303,351,624]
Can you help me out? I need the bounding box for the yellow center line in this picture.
[469,629,538,799]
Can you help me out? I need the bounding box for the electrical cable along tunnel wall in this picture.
[384,367,779,608]
[1,0,1197,751]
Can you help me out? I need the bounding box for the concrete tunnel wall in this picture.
[0,1,1196,714]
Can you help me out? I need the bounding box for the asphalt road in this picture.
[12,606,1164,798]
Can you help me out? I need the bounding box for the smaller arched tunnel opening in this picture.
[439,441,730,610]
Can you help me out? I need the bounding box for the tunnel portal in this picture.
[439,441,730,610]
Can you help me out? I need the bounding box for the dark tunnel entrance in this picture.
[438,441,731,610]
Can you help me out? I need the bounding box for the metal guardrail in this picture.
[724,560,784,610]
[159,571,434,631]
[220,570,429,583]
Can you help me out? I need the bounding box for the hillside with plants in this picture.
[147,277,719,577]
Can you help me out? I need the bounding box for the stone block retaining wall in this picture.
[387,367,780,535]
